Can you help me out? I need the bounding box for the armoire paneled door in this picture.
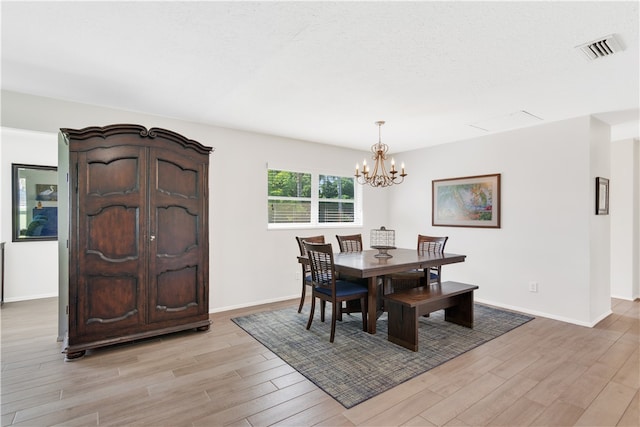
[58,125,213,360]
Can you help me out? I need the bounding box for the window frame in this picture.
[267,167,363,230]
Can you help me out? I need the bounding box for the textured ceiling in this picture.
[2,1,638,152]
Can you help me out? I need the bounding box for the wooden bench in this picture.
[383,281,479,351]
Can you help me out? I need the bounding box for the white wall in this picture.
[1,90,388,310]
[1,127,59,301]
[588,118,612,322]
[611,137,640,300]
[2,90,636,326]
[0,138,2,242]
[389,117,610,326]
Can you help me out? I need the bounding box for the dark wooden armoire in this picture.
[58,124,212,360]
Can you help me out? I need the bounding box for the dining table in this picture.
[331,248,467,334]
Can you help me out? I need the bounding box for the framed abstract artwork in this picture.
[12,163,58,242]
[432,173,501,228]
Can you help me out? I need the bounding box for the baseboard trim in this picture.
[3,293,58,303]
[611,293,639,302]
[474,297,612,328]
[209,294,299,314]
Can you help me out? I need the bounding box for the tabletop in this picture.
[332,248,466,278]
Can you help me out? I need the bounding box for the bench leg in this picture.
[444,292,474,327]
[387,302,419,351]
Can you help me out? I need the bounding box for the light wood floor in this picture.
[1,297,638,426]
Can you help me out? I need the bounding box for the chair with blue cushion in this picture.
[303,241,368,343]
[335,233,368,316]
[389,235,449,292]
[295,235,325,313]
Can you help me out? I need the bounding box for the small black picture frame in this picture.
[595,177,609,215]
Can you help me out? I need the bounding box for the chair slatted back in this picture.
[304,242,335,292]
[417,235,448,254]
[336,234,363,253]
[296,235,325,273]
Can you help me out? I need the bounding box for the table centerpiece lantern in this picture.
[370,226,396,258]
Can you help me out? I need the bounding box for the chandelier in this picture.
[355,121,406,188]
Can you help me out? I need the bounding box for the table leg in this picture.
[367,276,378,334]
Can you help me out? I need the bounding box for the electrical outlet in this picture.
[295,270,301,281]
[528,281,538,293]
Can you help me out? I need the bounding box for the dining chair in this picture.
[335,233,367,316]
[335,234,363,253]
[389,235,449,292]
[303,241,368,343]
[295,235,325,313]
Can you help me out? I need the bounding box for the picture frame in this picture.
[595,177,609,215]
[432,173,501,228]
[12,164,58,242]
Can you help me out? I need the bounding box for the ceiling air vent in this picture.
[576,34,623,60]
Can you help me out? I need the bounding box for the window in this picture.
[318,175,355,223]
[268,170,312,224]
[268,169,361,228]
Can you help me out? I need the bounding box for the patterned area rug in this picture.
[232,304,533,408]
